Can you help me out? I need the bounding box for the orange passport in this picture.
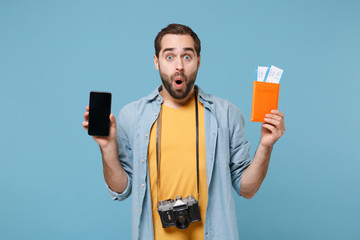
[251,81,280,122]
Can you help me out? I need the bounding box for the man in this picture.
[83,23,285,240]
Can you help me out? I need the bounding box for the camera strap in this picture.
[156,89,200,203]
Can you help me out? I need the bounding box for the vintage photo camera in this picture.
[157,195,201,229]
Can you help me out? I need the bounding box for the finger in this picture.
[82,121,89,130]
[271,110,284,118]
[110,113,115,120]
[265,113,282,121]
[264,117,281,127]
[109,113,116,127]
[262,123,276,132]
[84,111,89,121]
[86,106,89,111]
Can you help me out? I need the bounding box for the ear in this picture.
[154,54,159,70]
[197,54,201,69]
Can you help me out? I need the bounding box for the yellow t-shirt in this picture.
[148,94,208,240]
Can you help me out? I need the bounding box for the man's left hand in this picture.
[260,110,285,148]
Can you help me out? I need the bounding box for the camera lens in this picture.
[174,211,190,229]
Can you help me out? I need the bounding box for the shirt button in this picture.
[142,158,145,163]
[139,208,142,213]
[145,134,148,138]
[141,184,145,188]
[154,113,158,117]
[157,97,161,101]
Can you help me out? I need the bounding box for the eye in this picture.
[184,55,191,60]
[166,55,173,60]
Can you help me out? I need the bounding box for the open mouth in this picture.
[174,77,184,88]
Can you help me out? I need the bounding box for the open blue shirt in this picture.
[107,86,252,240]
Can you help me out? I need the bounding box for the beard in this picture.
[159,66,198,100]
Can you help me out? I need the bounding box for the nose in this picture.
[175,58,184,72]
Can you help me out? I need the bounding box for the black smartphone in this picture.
[88,91,112,136]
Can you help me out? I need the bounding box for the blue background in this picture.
[1,0,359,239]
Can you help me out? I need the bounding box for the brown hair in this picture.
[154,23,201,58]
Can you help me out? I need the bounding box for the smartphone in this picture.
[88,91,112,136]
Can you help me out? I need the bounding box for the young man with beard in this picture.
[83,24,285,240]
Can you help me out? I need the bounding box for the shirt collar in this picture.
[196,85,213,105]
[144,85,163,103]
[144,85,213,105]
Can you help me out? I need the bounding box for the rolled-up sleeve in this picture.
[107,106,134,201]
[229,105,253,195]
[106,180,131,201]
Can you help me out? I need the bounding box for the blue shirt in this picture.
[107,85,252,240]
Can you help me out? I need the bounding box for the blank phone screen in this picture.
[88,91,112,136]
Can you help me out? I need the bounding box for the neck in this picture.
[160,85,195,109]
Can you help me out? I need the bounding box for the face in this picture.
[154,34,201,100]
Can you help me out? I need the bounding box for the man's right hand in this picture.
[82,105,128,194]
[82,105,117,150]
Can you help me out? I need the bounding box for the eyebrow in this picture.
[183,48,195,54]
[162,47,195,54]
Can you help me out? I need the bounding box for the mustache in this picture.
[172,72,186,79]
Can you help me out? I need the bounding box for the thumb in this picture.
[110,113,116,127]
[108,113,117,139]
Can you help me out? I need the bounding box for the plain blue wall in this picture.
[1,0,359,239]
